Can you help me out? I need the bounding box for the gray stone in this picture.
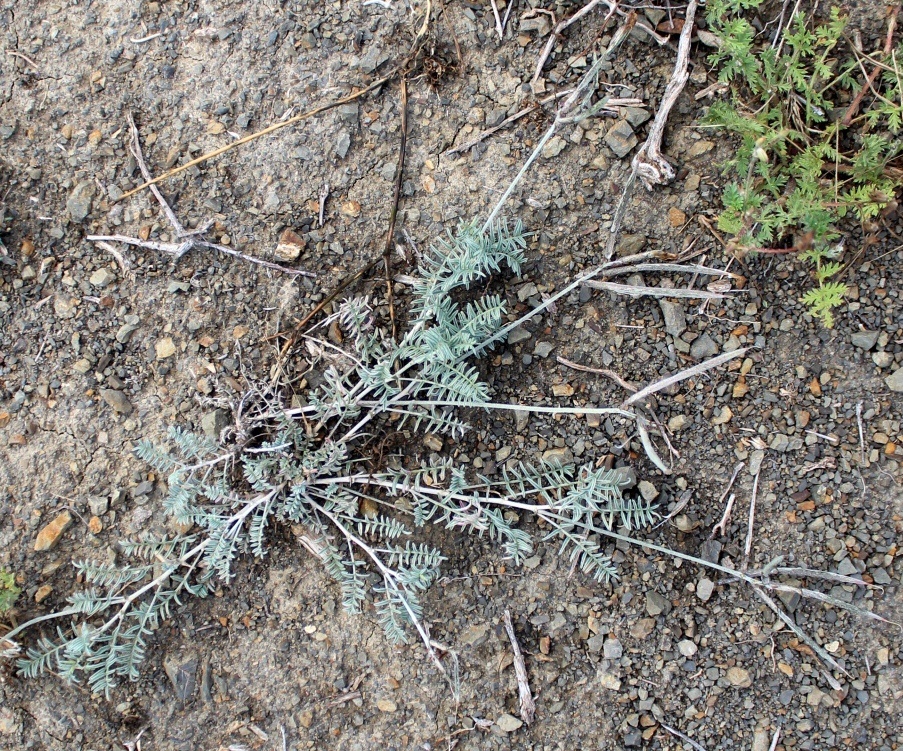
[133,480,154,496]
[88,496,109,516]
[769,433,790,452]
[201,409,229,439]
[658,299,686,337]
[668,414,689,432]
[872,567,892,585]
[622,106,651,127]
[507,326,531,345]
[542,136,567,159]
[358,46,389,74]
[514,410,529,432]
[66,181,94,222]
[337,103,358,124]
[851,330,879,350]
[89,268,115,287]
[335,131,351,159]
[100,389,132,415]
[534,341,554,358]
[517,282,538,302]
[836,558,858,577]
[873,351,892,368]
[638,480,658,501]
[116,319,140,344]
[460,622,490,647]
[690,334,718,360]
[748,449,765,476]
[603,638,623,659]
[495,714,523,733]
[587,633,606,653]
[645,590,671,616]
[696,578,714,602]
[163,654,198,702]
[604,120,637,158]
[677,639,697,657]
[885,367,903,392]
[618,234,645,256]
[699,540,721,564]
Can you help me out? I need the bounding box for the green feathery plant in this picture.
[0,218,654,696]
[702,0,903,326]
[0,48,670,696]
[0,570,20,613]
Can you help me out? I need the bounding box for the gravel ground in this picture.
[1,0,901,749]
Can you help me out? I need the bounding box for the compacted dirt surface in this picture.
[1,0,902,749]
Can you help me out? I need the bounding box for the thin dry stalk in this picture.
[445,94,640,156]
[661,724,708,751]
[490,0,504,38]
[709,462,744,538]
[742,468,761,570]
[632,0,698,190]
[556,356,637,392]
[601,262,742,279]
[583,279,726,299]
[93,240,134,280]
[625,348,749,406]
[856,401,866,465]
[749,585,845,690]
[119,71,396,200]
[768,728,782,751]
[841,5,900,126]
[503,610,535,725]
[711,493,736,538]
[383,77,411,339]
[90,114,313,277]
[532,0,614,84]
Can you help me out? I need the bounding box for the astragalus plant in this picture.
[1,218,654,695]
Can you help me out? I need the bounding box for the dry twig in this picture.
[88,114,313,277]
[841,5,900,126]
[661,723,708,751]
[632,0,698,189]
[709,462,744,538]
[383,77,410,339]
[532,0,617,84]
[85,113,316,276]
[625,348,749,406]
[556,356,637,392]
[503,610,535,726]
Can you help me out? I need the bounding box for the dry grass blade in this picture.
[503,610,535,725]
[119,71,396,200]
[750,585,846,689]
[584,280,727,299]
[742,468,761,570]
[661,723,708,751]
[636,415,672,474]
[602,262,743,279]
[625,348,750,406]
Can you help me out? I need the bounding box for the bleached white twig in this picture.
[532,0,613,84]
[625,348,749,406]
[584,280,727,299]
[632,0,699,189]
[490,0,504,38]
[88,113,314,277]
[709,462,743,538]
